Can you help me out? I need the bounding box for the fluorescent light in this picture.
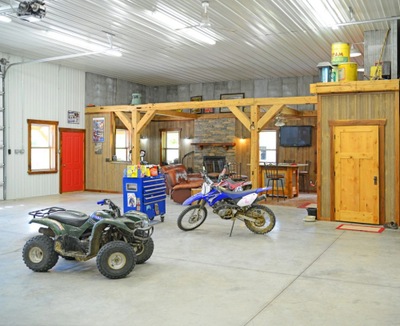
[152,11,185,30]
[46,31,105,51]
[357,66,365,72]
[0,15,11,23]
[151,10,216,45]
[105,48,122,57]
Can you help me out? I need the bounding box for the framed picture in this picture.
[190,95,202,114]
[203,107,214,114]
[219,93,245,113]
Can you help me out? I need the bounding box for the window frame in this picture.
[27,119,59,175]
[115,128,131,161]
[160,129,181,164]
[259,129,278,164]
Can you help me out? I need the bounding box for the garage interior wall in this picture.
[2,52,85,200]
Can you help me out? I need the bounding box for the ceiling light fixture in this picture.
[350,44,362,57]
[45,31,122,56]
[151,10,216,45]
[274,114,286,127]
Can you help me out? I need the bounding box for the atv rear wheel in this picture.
[22,235,59,272]
[135,237,154,264]
[96,241,137,279]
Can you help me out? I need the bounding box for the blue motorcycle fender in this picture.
[29,218,66,236]
[182,192,205,206]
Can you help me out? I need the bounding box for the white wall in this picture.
[2,52,85,200]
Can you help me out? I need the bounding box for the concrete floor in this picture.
[1,192,400,326]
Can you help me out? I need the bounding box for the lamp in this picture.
[350,44,362,57]
[274,114,286,127]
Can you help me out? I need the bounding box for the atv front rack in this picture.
[29,207,66,218]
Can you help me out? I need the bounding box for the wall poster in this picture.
[92,117,105,142]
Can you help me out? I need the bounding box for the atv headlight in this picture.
[141,218,150,228]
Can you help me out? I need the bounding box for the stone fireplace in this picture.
[192,117,236,172]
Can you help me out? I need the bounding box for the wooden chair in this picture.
[299,160,311,193]
[227,162,247,181]
[264,163,285,201]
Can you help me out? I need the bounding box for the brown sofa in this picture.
[160,164,203,204]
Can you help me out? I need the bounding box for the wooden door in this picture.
[60,129,85,193]
[333,125,379,224]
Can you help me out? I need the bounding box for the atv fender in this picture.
[88,218,136,256]
[29,218,66,236]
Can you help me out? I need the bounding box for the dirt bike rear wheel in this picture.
[244,205,276,234]
[22,235,59,272]
[177,204,208,231]
[96,241,137,279]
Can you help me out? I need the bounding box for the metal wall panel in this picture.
[2,53,85,200]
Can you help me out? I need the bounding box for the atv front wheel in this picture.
[96,241,137,279]
[135,237,154,264]
[22,235,59,272]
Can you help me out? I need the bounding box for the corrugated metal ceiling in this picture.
[0,0,398,86]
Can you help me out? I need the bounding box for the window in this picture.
[161,130,180,164]
[259,130,277,163]
[115,129,131,161]
[28,119,58,174]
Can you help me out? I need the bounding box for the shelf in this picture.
[191,142,236,150]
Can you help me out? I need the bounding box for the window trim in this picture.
[28,119,59,175]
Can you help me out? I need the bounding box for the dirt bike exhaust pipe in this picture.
[254,194,266,203]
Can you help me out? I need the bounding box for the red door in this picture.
[60,129,85,193]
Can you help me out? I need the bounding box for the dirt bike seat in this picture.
[48,210,89,227]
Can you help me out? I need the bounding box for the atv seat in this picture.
[49,210,89,227]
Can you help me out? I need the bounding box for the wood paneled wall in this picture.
[316,85,399,222]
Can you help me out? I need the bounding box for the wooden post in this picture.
[131,110,141,164]
[249,105,260,188]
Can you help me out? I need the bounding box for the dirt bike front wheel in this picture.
[177,204,208,231]
[244,205,276,234]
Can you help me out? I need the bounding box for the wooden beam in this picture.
[115,111,132,130]
[250,105,260,188]
[257,104,284,131]
[131,111,140,164]
[137,108,157,133]
[228,106,251,130]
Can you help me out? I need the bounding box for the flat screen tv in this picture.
[279,126,312,147]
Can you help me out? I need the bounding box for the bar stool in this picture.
[264,163,285,201]
[299,160,311,193]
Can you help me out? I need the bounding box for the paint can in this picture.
[338,62,358,81]
[131,93,142,105]
[331,42,350,65]
[317,62,332,82]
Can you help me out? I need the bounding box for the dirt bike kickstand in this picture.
[229,219,236,237]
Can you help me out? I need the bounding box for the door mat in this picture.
[336,224,384,233]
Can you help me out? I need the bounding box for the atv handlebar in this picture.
[97,199,121,218]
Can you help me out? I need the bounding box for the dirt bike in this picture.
[177,168,276,236]
[217,163,252,192]
[22,199,154,279]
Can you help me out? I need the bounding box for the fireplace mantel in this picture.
[191,142,236,150]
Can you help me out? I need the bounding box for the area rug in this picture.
[336,224,385,233]
[297,202,313,209]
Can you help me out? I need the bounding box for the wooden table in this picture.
[259,163,308,199]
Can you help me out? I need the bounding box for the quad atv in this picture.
[22,199,154,279]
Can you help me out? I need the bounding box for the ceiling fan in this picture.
[176,0,234,32]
